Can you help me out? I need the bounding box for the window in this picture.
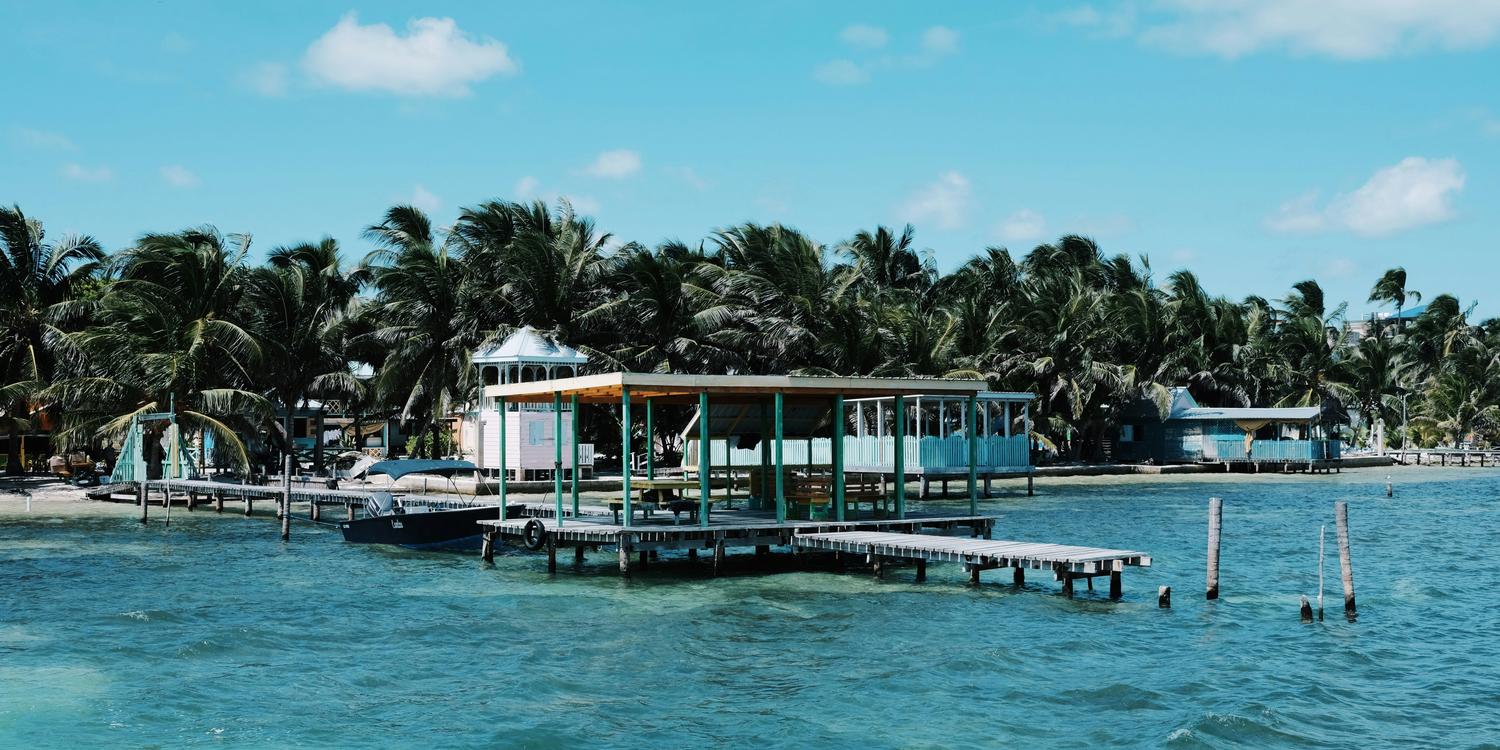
[1120,424,1136,442]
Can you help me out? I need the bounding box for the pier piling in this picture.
[1300,595,1313,622]
[1013,566,1024,586]
[138,482,148,524]
[1385,476,1393,498]
[280,457,291,541]
[1109,571,1122,599]
[481,532,494,563]
[1336,501,1356,618]
[1158,586,1171,608]
[915,559,927,582]
[1206,497,1223,600]
[214,490,223,513]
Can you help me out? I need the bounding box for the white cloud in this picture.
[302,13,518,97]
[1169,248,1199,265]
[1321,257,1359,279]
[898,171,971,230]
[666,166,709,190]
[240,62,289,97]
[560,194,601,216]
[996,209,1046,243]
[840,24,888,49]
[814,25,960,84]
[1060,0,1500,59]
[159,165,201,188]
[13,128,76,151]
[582,149,642,179]
[921,25,960,55]
[1265,191,1328,233]
[514,175,540,199]
[812,59,868,85]
[60,163,114,182]
[1266,157,1466,237]
[411,184,441,213]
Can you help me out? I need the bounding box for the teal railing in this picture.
[1212,439,1341,462]
[687,434,1031,472]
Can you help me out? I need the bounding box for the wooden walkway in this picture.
[1390,449,1500,467]
[478,512,994,576]
[791,530,1149,595]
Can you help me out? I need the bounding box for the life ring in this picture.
[522,518,548,550]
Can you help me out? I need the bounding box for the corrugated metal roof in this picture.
[1171,406,1322,422]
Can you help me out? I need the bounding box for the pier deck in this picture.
[793,530,1149,594]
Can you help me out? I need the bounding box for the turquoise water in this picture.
[4,468,1500,748]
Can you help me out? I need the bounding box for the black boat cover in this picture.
[365,459,478,480]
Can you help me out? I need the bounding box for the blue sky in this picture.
[4,1,1498,317]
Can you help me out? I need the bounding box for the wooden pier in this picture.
[1390,449,1500,467]
[793,531,1150,595]
[478,511,994,576]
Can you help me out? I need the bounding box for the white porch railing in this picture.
[684,434,1030,473]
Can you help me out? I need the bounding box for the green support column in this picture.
[698,391,711,527]
[621,387,632,528]
[570,394,580,518]
[833,394,845,521]
[645,398,655,479]
[967,394,979,515]
[893,395,906,519]
[554,392,564,525]
[774,393,786,524]
[497,397,507,509]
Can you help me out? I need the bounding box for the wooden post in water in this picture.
[617,532,631,577]
[915,559,926,582]
[214,490,224,513]
[1027,473,1034,497]
[575,544,585,565]
[1206,497,1223,600]
[1013,566,1025,586]
[1158,586,1171,608]
[1300,595,1314,622]
[138,482,148,523]
[1336,501,1356,617]
[968,564,981,586]
[713,540,725,576]
[281,456,292,541]
[1318,525,1326,621]
[547,536,558,573]
[244,494,253,516]
[1385,475,1393,497]
[1109,570,1122,599]
[481,531,494,563]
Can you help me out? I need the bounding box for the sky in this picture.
[4,0,1498,318]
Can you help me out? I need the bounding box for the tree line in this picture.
[3,199,1497,474]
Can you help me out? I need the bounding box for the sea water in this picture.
[3,467,1499,748]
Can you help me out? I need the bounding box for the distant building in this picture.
[1115,388,1339,466]
[1345,304,1427,343]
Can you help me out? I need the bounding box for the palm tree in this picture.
[0,205,104,473]
[363,206,475,459]
[1368,267,1421,321]
[50,227,267,472]
[245,237,364,470]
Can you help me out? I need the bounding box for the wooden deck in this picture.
[793,531,1148,596]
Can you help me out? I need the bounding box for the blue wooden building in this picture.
[1115,388,1340,468]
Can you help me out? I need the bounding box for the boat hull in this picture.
[338,505,515,551]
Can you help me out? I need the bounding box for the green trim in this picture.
[698,391,710,527]
[774,392,786,523]
[497,397,507,506]
[833,394,845,521]
[645,398,655,480]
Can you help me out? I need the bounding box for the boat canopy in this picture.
[366,459,478,480]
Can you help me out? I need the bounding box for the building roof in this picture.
[483,372,990,405]
[473,326,588,365]
[1165,388,1321,423]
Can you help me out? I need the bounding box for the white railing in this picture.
[684,434,1030,472]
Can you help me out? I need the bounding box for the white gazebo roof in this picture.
[473,326,588,366]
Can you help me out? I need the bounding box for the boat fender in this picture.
[522,518,548,550]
